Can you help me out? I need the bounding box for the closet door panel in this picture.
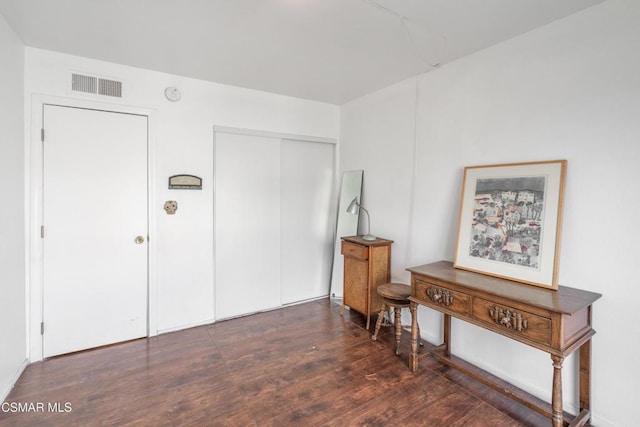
[281,140,335,304]
[214,132,281,319]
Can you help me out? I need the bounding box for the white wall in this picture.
[340,1,639,425]
[340,77,418,281]
[0,14,27,401]
[24,49,339,340]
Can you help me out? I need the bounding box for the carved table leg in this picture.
[579,339,592,423]
[409,301,419,371]
[551,355,564,427]
[579,339,591,412]
[443,313,451,356]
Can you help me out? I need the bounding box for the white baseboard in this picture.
[156,318,215,335]
[1,358,28,403]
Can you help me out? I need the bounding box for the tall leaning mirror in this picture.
[329,170,363,297]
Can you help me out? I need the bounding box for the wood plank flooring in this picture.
[1,298,559,426]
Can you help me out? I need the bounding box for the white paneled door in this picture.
[42,105,148,358]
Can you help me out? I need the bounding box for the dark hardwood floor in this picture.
[1,298,557,426]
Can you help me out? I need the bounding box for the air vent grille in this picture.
[98,78,122,97]
[71,73,123,98]
[71,73,97,94]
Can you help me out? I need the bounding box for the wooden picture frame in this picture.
[454,160,567,289]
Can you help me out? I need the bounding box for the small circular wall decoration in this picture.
[164,200,178,215]
[164,86,181,102]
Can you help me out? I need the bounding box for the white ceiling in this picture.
[0,0,604,104]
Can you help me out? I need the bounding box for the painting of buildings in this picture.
[469,176,546,269]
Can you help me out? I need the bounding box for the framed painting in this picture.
[454,160,567,289]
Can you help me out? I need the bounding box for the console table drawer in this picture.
[341,241,369,260]
[414,280,470,316]
[472,298,552,345]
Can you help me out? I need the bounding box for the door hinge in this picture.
[40,322,44,335]
[41,226,45,238]
[41,128,44,142]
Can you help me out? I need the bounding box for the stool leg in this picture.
[384,308,392,326]
[394,306,402,356]
[371,302,386,341]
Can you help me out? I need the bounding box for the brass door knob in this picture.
[135,236,145,244]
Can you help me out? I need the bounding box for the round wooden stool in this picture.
[371,283,420,356]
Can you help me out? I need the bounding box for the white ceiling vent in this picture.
[71,73,123,98]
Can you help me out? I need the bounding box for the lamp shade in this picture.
[346,197,360,215]
[345,197,375,240]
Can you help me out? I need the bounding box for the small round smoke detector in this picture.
[164,86,181,102]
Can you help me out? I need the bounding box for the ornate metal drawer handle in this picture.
[426,286,454,306]
[489,306,528,332]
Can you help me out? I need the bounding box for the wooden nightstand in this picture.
[340,236,393,329]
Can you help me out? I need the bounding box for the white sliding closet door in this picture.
[281,139,335,304]
[214,129,336,320]
[214,132,281,319]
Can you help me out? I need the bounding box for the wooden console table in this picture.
[408,261,601,427]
